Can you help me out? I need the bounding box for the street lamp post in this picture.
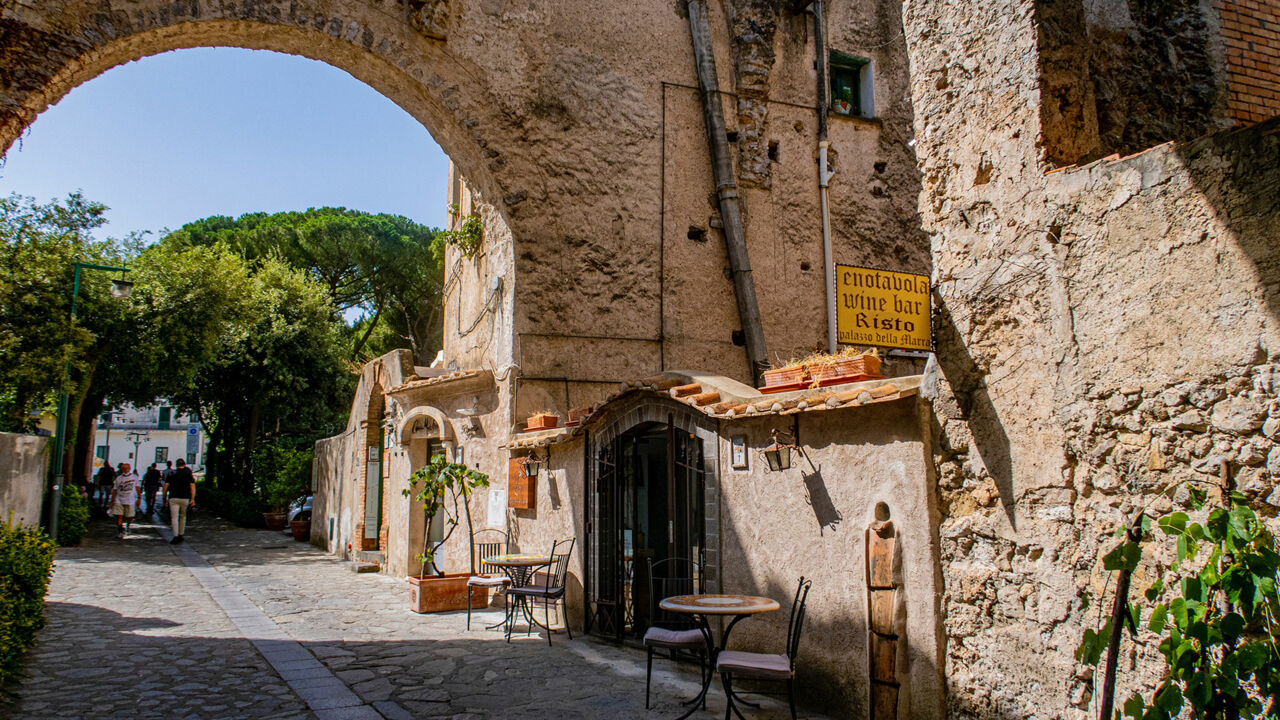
[126,430,150,468]
[46,262,132,540]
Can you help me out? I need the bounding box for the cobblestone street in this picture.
[7,514,817,719]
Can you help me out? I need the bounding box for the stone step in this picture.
[349,561,380,573]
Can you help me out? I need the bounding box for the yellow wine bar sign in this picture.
[835,264,932,351]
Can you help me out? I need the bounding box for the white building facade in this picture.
[93,403,205,472]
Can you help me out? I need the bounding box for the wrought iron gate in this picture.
[586,415,705,641]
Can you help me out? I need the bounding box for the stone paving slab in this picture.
[4,516,315,720]
[194,518,821,720]
[6,512,823,719]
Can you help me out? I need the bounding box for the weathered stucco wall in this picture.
[313,430,358,555]
[0,432,48,528]
[715,400,944,718]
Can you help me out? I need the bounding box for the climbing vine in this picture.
[439,210,483,259]
[1077,485,1280,719]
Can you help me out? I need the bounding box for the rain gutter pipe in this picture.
[685,0,769,386]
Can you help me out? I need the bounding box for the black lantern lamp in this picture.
[522,452,543,480]
[110,264,133,299]
[763,428,798,472]
[109,277,134,299]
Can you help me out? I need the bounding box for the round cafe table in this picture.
[485,553,554,636]
[657,594,780,720]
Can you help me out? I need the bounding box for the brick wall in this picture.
[1217,0,1280,123]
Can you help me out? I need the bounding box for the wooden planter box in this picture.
[263,512,288,531]
[407,573,488,614]
[760,366,810,393]
[290,519,310,542]
[807,355,883,386]
[525,413,560,432]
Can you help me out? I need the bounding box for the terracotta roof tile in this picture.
[507,371,923,449]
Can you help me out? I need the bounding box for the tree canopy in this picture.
[165,207,445,364]
[0,194,445,496]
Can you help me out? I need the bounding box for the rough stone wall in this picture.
[1038,0,1229,166]
[1215,0,1280,124]
[904,0,1280,709]
[0,431,48,529]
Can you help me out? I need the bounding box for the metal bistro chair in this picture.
[466,529,510,631]
[643,557,709,710]
[507,537,574,645]
[716,577,812,720]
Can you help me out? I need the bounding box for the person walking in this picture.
[108,462,141,537]
[94,462,116,514]
[142,463,162,516]
[162,459,196,544]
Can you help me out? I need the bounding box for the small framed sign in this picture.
[508,457,535,510]
[730,436,748,470]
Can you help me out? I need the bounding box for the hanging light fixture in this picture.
[763,428,797,472]
[522,452,543,480]
[109,277,133,299]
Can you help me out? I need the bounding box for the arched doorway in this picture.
[585,399,719,641]
[360,384,388,552]
[397,404,455,576]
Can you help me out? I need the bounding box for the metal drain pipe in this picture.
[685,0,769,386]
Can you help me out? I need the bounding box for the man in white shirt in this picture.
[109,462,142,537]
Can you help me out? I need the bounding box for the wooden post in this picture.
[867,505,903,720]
[1099,517,1142,720]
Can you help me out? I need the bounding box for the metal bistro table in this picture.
[485,553,553,637]
[658,594,781,720]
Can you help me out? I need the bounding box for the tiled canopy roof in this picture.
[506,370,923,450]
[386,369,493,403]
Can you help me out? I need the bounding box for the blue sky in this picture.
[0,47,450,241]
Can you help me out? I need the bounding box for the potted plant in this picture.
[805,348,882,386]
[525,410,560,432]
[403,454,491,613]
[761,361,811,393]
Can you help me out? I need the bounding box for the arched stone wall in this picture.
[0,3,514,207]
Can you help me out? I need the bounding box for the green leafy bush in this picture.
[56,489,89,547]
[1077,487,1280,719]
[197,484,266,528]
[0,518,55,687]
[252,441,313,512]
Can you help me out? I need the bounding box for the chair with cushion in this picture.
[643,556,709,710]
[507,537,575,645]
[716,577,812,720]
[466,529,509,631]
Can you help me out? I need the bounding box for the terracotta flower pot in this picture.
[525,413,560,432]
[263,512,288,531]
[806,355,883,386]
[760,366,810,392]
[290,519,310,542]
[407,573,488,613]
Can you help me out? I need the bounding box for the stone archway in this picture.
[0,2,518,206]
[0,0,673,386]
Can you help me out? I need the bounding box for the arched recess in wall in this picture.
[360,383,388,552]
[0,4,524,218]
